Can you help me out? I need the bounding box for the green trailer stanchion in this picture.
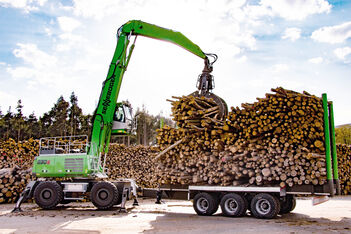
[322,93,334,196]
[328,101,341,195]
[160,117,164,129]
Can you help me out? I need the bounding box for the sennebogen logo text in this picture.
[102,76,115,114]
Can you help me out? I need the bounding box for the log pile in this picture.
[0,86,351,203]
[155,87,328,188]
[0,167,32,203]
[105,144,158,188]
[337,144,351,195]
[0,138,39,169]
[0,138,37,204]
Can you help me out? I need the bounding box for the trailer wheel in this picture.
[250,193,280,219]
[91,181,118,210]
[193,193,219,216]
[279,195,296,214]
[34,181,63,209]
[220,193,248,217]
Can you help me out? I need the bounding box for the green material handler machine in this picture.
[13,20,227,211]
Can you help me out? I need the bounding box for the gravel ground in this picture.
[0,196,350,234]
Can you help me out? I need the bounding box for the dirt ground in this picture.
[0,196,350,234]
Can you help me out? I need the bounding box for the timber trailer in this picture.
[13,20,340,219]
[140,93,340,219]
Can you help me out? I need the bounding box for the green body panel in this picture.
[33,20,209,178]
[33,154,92,177]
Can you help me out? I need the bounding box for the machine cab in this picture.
[112,102,134,135]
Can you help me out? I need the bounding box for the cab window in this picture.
[114,106,125,122]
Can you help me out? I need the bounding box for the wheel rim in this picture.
[224,198,238,213]
[98,189,109,200]
[197,198,209,212]
[256,198,271,215]
[41,188,53,200]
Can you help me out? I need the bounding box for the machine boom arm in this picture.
[122,20,207,59]
[89,20,211,162]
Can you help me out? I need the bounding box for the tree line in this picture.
[0,92,173,145]
[336,125,351,145]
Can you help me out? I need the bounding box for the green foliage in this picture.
[0,94,92,140]
[0,93,172,144]
[336,125,351,145]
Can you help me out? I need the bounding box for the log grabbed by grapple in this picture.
[190,54,228,121]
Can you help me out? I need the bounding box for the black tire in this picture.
[91,181,119,210]
[34,181,63,209]
[220,193,248,217]
[115,193,123,205]
[279,195,296,214]
[193,193,219,216]
[250,193,280,219]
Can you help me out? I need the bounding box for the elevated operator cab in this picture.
[112,102,134,135]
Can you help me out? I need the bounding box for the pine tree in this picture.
[48,96,69,136]
[12,100,26,141]
[68,92,83,136]
[26,112,40,139]
[3,106,13,139]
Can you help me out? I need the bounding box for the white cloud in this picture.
[0,62,6,66]
[57,16,81,32]
[247,0,331,21]
[334,47,351,60]
[12,43,57,69]
[71,0,138,20]
[0,91,15,110]
[311,21,351,44]
[271,64,289,73]
[308,57,323,64]
[44,27,52,36]
[282,27,301,41]
[56,33,84,51]
[0,0,46,12]
[236,55,248,63]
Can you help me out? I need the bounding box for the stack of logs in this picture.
[0,85,351,204]
[105,144,158,188]
[0,138,39,169]
[155,87,328,188]
[0,138,37,203]
[0,167,32,203]
[337,144,351,195]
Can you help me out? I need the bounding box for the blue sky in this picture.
[0,0,350,125]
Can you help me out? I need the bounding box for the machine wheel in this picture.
[250,193,280,219]
[193,192,219,216]
[279,195,296,214]
[34,181,63,209]
[220,193,248,217]
[91,181,119,210]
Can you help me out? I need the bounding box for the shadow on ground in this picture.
[142,209,351,233]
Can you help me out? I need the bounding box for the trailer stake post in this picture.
[322,93,334,196]
[328,101,341,195]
